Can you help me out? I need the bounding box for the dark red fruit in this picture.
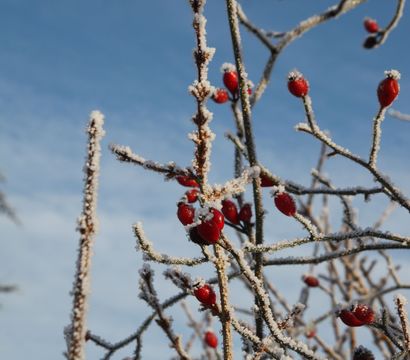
[288,71,309,97]
[353,304,375,325]
[364,18,379,33]
[303,275,319,288]
[338,309,365,327]
[197,220,221,244]
[377,72,400,108]
[223,71,239,95]
[260,174,275,187]
[213,88,229,104]
[176,175,199,188]
[305,328,316,339]
[177,203,195,225]
[274,192,297,216]
[238,203,252,223]
[204,331,218,348]
[221,200,240,225]
[194,284,216,306]
[353,346,375,360]
[185,189,199,203]
[189,226,206,245]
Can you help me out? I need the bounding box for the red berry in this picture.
[353,304,375,325]
[238,203,252,223]
[176,175,199,188]
[204,331,218,348]
[177,203,195,225]
[189,226,206,245]
[274,192,297,216]
[364,18,379,33]
[197,220,221,244]
[185,189,199,203]
[377,71,400,108]
[353,346,375,360]
[221,200,240,225]
[260,174,275,187]
[303,275,320,288]
[288,71,309,97]
[338,309,365,327]
[223,71,239,95]
[194,284,216,306]
[210,208,224,230]
[305,329,316,339]
[212,88,229,104]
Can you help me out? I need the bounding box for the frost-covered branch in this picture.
[66,111,105,360]
[395,294,410,353]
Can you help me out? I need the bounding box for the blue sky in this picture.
[0,0,410,359]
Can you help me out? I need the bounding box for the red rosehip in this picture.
[274,192,297,216]
[185,189,199,203]
[238,203,252,223]
[212,88,229,104]
[305,328,316,339]
[377,71,400,108]
[364,18,379,33]
[353,304,375,325]
[221,199,240,225]
[338,309,365,327]
[288,71,309,97]
[260,174,275,187]
[197,220,221,244]
[177,203,195,225]
[353,346,375,360]
[176,175,199,188]
[210,208,224,230]
[194,284,216,306]
[303,275,320,288]
[204,331,218,348]
[223,71,239,95]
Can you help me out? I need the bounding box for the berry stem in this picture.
[225,0,266,340]
[369,106,387,168]
[213,244,233,360]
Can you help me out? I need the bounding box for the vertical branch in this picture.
[395,294,410,353]
[225,0,265,339]
[67,111,105,360]
[188,0,216,187]
[214,245,233,359]
[369,107,387,168]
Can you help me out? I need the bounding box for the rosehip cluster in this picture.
[175,175,225,245]
[338,304,375,327]
[221,199,253,226]
[212,63,253,104]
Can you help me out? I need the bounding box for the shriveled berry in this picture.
[222,200,240,225]
[194,284,216,306]
[363,36,378,49]
[338,309,365,327]
[176,175,199,188]
[223,71,239,95]
[185,189,199,203]
[288,71,309,97]
[177,203,195,225]
[189,226,206,245]
[303,275,320,288]
[260,174,275,187]
[204,331,218,348]
[353,304,375,325]
[213,88,229,104]
[198,220,221,244]
[274,192,297,216]
[210,208,224,230]
[353,346,375,360]
[238,203,252,223]
[377,71,400,108]
[364,18,379,33]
